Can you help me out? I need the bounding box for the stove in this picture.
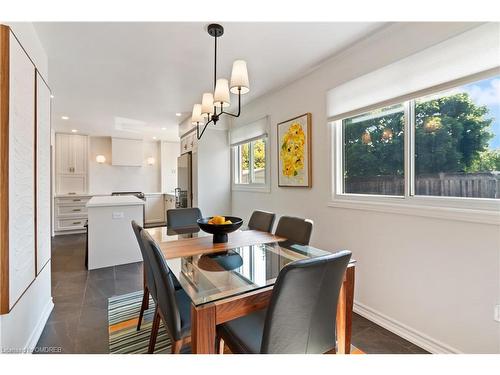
[111,191,146,200]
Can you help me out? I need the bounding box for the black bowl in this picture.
[197,216,243,243]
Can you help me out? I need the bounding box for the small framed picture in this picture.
[277,113,312,187]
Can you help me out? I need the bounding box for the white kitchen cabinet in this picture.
[180,131,198,155]
[145,194,165,224]
[55,133,88,194]
[54,195,92,234]
[180,136,188,154]
[72,135,88,174]
[56,134,88,174]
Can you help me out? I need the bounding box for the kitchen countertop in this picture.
[86,196,145,208]
[56,192,176,198]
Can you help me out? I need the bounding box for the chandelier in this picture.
[191,24,250,140]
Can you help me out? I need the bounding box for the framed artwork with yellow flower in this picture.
[277,113,312,187]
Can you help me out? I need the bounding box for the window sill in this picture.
[232,184,271,193]
[328,197,500,225]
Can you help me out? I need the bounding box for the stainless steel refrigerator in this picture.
[176,152,192,208]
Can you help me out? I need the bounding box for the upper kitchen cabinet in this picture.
[56,133,88,174]
[55,133,88,194]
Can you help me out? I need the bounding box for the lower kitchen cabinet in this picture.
[145,194,165,224]
[54,195,92,234]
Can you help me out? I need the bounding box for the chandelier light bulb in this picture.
[214,79,231,108]
[201,93,214,115]
[230,60,250,94]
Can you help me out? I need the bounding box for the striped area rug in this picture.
[108,290,364,354]
[108,291,172,354]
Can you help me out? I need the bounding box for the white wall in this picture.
[6,23,48,80]
[231,22,500,353]
[195,128,231,217]
[161,141,180,194]
[88,136,161,194]
[0,22,53,352]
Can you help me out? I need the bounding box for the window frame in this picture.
[231,135,270,193]
[329,71,500,225]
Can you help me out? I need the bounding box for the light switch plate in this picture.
[112,212,124,219]
[495,305,500,322]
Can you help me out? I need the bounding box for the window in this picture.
[332,73,500,221]
[414,77,500,199]
[343,104,405,196]
[233,137,268,189]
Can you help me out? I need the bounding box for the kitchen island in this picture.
[86,195,145,270]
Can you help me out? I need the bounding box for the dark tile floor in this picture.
[36,233,428,354]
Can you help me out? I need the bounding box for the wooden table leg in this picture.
[191,303,216,354]
[336,265,355,354]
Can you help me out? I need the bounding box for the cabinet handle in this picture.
[73,199,81,202]
[72,208,81,212]
[73,221,81,225]
[68,192,76,195]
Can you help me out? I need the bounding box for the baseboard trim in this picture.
[354,301,461,354]
[25,297,54,353]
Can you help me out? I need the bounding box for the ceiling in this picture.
[34,22,385,141]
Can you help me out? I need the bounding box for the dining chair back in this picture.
[247,210,276,232]
[274,216,313,245]
[261,250,352,353]
[132,221,157,299]
[140,230,187,344]
[167,207,202,229]
[131,220,157,331]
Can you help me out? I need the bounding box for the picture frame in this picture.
[277,113,312,187]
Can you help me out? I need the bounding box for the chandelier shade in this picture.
[214,79,231,107]
[230,60,250,94]
[201,93,215,115]
[191,104,205,125]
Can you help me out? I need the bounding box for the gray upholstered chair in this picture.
[140,230,191,354]
[274,215,313,245]
[131,220,157,331]
[216,250,352,354]
[166,207,202,229]
[247,210,276,232]
[131,220,181,332]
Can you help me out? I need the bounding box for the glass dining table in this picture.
[145,226,356,354]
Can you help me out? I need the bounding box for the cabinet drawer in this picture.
[56,196,91,205]
[56,204,88,217]
[56,218,87,231]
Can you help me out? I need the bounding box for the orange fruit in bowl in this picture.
[209,216,226,225]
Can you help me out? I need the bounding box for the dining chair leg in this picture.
[137,286,149,331]
[171,340,183,354]
[148,306,161,354]
[215,335,225,354]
